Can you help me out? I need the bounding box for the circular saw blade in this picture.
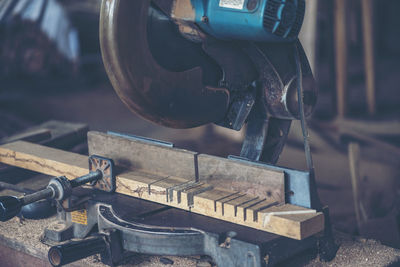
[100,0,230,129]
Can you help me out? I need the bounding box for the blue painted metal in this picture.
[192,0,305,42]
[228,155,312,208]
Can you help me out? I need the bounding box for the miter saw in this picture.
[100,0,316,164]
[0,0,338,266]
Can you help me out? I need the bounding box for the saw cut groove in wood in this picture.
[0,138,324,240]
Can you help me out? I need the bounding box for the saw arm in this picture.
[100,0,317,162]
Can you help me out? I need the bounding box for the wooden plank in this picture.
[236,198,266,222]
[0,141,324,240]
[216,193,247,216]
[334,0,348,117]
[246,199,279,223]
[348,142,363,231]
[0,128,51,145]
[361,0,376,115]
[0,141,88,179]
[197,154,285,202]
[258,204,322,240]
[192,188,238,216]
[180,183,214,207]
[88,131,198,180]
[223,195,260,218]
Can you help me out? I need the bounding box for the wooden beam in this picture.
[198,154,284,201]
[88,131,285,202]
[88,131,198,181]
[334,0,348,117]
[348,142,363,231]
[0,141,324,240]
[361,0,376,115]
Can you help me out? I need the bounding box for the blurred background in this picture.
[0,0,399,249]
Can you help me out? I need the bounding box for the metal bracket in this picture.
[88,155,115,193]
[42,191,320,267]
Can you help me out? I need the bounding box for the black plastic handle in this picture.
[0,186,54,222]
[0,171,102,222]
[0,196,23,222]
[48,236,107,266]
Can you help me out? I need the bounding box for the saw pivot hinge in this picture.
[0,155,114,222]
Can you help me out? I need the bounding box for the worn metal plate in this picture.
[88,155,115,193]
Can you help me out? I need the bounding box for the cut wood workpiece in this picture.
[0,135,324,240]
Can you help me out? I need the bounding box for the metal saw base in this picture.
[43,188,318,267]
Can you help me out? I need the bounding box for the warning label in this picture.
[219,0,245,10]
[71,209,88,225]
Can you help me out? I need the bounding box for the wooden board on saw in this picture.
[88,131,198,180]
[88,131,285,201]
[0,140,324,240]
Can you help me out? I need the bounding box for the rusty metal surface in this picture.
[99,0,229,129]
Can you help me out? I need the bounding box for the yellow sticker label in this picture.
[71,209,88,225]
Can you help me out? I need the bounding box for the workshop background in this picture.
[0,0,399,261]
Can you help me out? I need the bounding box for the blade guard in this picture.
[100,0,230,129]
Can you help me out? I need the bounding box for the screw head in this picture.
[201,16,209,23]
[247,0,258,11]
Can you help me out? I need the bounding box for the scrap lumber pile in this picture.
[0,0,79,79]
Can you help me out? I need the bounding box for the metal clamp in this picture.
[88,155,115,193]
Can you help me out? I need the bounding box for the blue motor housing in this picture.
[192,0,305,42]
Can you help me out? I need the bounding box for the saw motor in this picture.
[172,0,305,42]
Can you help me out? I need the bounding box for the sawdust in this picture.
[282,231,400,267]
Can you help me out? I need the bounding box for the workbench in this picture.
[1,210,399,267]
